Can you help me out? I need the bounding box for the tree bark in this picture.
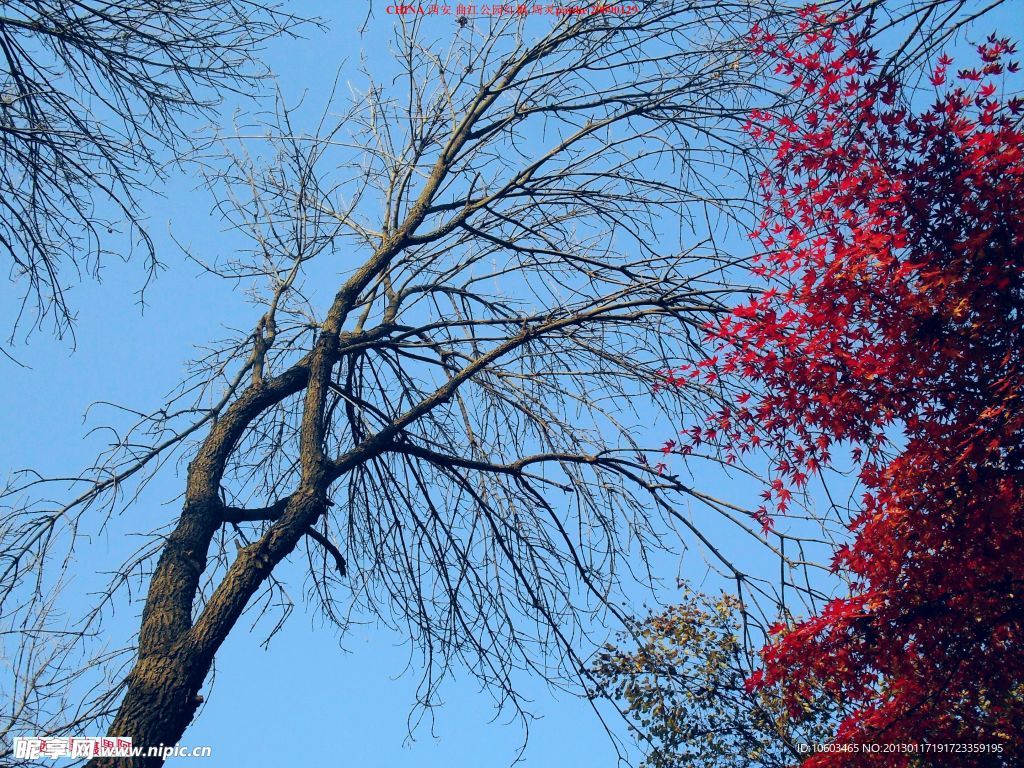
[86,489,330,767]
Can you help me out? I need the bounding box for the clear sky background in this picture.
[0,2,1014,766]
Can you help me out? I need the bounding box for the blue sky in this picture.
[1,2,1015,766]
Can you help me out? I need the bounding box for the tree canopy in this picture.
[645,7,1023,764]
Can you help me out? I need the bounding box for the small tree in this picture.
[592,584,839,768]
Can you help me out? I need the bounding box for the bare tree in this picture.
[1,3,798,764]
[0,0,311,343]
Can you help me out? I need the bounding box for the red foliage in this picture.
[661,8,1024,765]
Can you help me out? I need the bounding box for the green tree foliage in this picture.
[593,587,838,768]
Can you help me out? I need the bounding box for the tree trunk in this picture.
[87,651,206,768]
[86,487,330,767]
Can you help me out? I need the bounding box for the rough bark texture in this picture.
[87,364,318,766]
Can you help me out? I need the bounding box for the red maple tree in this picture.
[660,8,1023,765]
